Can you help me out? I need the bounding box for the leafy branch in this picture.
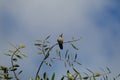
[10,47,20,80]
[35,36,82,80]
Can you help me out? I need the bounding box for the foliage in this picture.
[0,43,26,80]
[0,35,120,80]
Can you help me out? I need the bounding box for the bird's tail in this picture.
[59,44,63,49]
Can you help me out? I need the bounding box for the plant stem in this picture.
[35,38,80,80]
[11,48,20,80]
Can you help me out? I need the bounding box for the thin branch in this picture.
[50,38,81,50]
[11,48,20,80]
[35,38,81,80]
[35,59,44,80]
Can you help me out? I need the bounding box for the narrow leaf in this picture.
[83,76,89,79]
[44,61,51,67]
[64,61,67,67]
[8,50,15,53]
[35,40,42,42]
[45,48,49,52]
[5,76,13,79]
[21,52,27,57]
[43,72,47,79]
[37,52,43,55]
[12,58,17,62]
[56,49,58,57]
[13,64,20,67]
[51,73,55,80]
[68,54,70,60]
[72,67,79,74]
[106,67,111,73]
[86,68,94,74]
[18,44,25,48]
[71,44,78,50]
[74,54,77,60]
[29,77,33,80]
[45,35,51,40]
[4,53,11,56]
[16,55,22,59]
[42,44,47,47]
[10,68,17,71]
[36,75,40,80]
[59,51,61,59]
[34,43,42,46]
[94,73,101,77]
[65,50,68,59]
[44,53,49,60]
[61,76,64,80]
[18,70,23,75]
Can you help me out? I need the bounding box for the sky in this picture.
[0,0,120,79]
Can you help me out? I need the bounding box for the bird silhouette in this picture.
[57,34,63,50]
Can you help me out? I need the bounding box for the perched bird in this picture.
[57,34,63,50]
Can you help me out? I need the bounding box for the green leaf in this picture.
[37,52,43,55]
[67,54,70,60]
[29,77,33,80]
[45,35,51,40]
[12,58,17,62]
[18,44,25,48]
[72,67,79,74]
[42,44,47,47]
[18,70,23,75]
[0,66,7,70]
[71,44,79,50]
[94,73,101,77]
[35,40,42,42]
[61,76,64,80]
[43,72,47,80]
[5,76,13,79]
[8,50,15,53]
[93,76,96,80]
[21,52,27,57]
[36,75,40,80]
[44,61,51,67]
[83,76,89,79]
[76,61,82,65]
[64,61,66,67]
[51,73,55,80]
[4,53,11,56]
[74,54,77,60]
[34,43,42,46]
[13,64,20,67]
[10,67,17,71]
[86,68,94,74]
[106,67,111,73]
[59,51,61,60]
[56,49,58,57]
[16,55,22,59]
[45,48,49,52]
[44,53,49,60]
[65,50,68,59]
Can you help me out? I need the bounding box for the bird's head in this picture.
[60,34,63,37]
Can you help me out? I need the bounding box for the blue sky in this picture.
[0,0,120,79]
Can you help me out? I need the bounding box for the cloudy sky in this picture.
[0,0,120,79]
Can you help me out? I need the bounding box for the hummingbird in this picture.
[57,34,63,50]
